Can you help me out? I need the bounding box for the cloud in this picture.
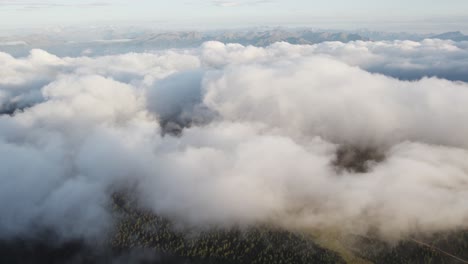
[212,0,273,7]
[202,53,468,149]
[0,0,112,9]
[198,39,468,82]
[0,41,28,46]
[0,40,468,245]
[307,39,468,82]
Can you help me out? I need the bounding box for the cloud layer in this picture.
[0,0,112,8]
[1,40,468,242]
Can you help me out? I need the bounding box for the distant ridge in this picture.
[432,31,468,41]
[2,28,467,57]
[0,29,368,56]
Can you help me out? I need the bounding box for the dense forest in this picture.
[1,193,467,264]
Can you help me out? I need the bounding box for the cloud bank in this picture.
[1,40,468,243]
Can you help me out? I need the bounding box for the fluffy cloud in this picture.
[310,39,468,81]
[2,39,467,113]
[1,40,468,243]
[199,39,468,81]
[203,56,468,149]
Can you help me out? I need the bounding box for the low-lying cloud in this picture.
[1,40,468,243]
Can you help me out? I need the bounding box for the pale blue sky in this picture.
[1,0,468,32]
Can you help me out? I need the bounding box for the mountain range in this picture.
[1,28,467,57]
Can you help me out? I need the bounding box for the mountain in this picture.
[2,27,467,58]
[432,31,468,41]
[0,29,368,57]
[357,29,468,41]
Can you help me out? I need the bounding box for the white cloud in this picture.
[1,40,468,243]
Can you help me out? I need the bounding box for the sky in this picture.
[1,0,468,32]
